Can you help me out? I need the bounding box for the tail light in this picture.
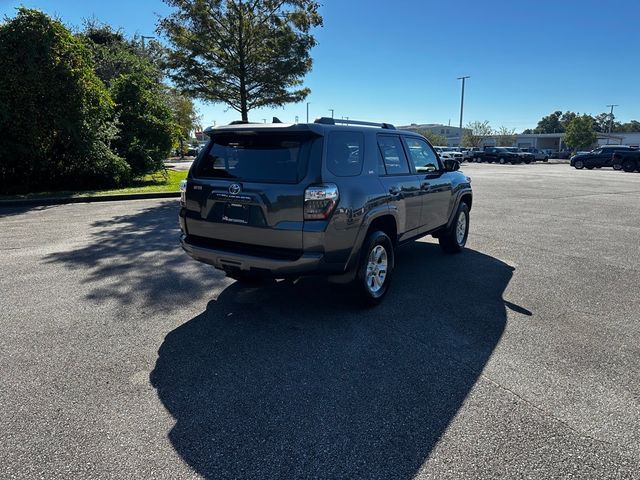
[304,183,339,220]
[179,179,187,207]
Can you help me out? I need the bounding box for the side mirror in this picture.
[443,159,460,171]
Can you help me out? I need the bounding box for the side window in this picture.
[326,131,364,176]
[404,137,440,173]
[377,135,410,175]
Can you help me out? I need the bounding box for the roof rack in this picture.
[314,117,396,130]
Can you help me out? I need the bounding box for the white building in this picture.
[515,132,640,150]
[399,123,471,147]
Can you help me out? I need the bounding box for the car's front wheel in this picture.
[574,160,584,169]
[355,230,394,305]
[439,202,470,254]
[499,157,506,164]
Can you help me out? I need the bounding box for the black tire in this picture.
[499,157,506,164]
[225,270,267,284]
[354,230,394,305]
[439,202,470,254]
[574,160,584,169]
[622,159,636,172]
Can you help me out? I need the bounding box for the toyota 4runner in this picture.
[179,117,473,304]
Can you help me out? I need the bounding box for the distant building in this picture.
[514,132,640,150]
[399,123,471,147]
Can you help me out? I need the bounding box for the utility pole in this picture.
[606,104,618,145]
[329,109,334,119]
[141,35,155,49]
[306,102,311,123]
[457,76,470,146]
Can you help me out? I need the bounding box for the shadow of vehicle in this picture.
[150,242,516,479]
[43,201,224,312]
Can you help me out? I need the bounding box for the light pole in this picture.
[329,109,334,119]
[457,76,470,146]
[141,35,155,49]
[606,104,618,144]
[306,102,311,123]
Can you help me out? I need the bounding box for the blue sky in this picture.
[2,0,639,130]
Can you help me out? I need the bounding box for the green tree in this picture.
[0,8,129,194]
[592,112,627,133]
[80,22,177,174]
[495,126,516,147]
[564,115,597,150]
[533,110,563,133]
[619,120,640,132]
[462,121,493,147]
[110,73,176,176]
[163,88,201,156]
[415,129,448,146]
[79,21,165,86]
[559,111,578,130]
[159,0,323,122]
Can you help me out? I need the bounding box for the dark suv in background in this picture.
[179,118,472,304]
[478,147,522,164]
[571,145,637,169]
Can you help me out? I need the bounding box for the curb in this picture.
[0,191,180,208]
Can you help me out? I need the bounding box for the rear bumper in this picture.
[180,234,325,276]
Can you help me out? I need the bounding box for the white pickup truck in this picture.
[434,146,464,162]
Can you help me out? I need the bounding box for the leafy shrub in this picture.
[110,72,175,176]
[0,8,130,194]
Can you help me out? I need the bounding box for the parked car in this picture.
[612,149,640,172]
[504,147,535,164]
[469,147,483,161]
[456,148,473,162]
[434,146,464,161]
[570,145,636,170]
[179,117,473,304]
[477,147,523,164]
[555,150,574,159]
[541,149,555,158]
[521,147,549,161]
[186,146,201,157]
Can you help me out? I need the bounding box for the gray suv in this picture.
[179,118,473,304]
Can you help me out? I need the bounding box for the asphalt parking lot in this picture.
[1,163,639,479]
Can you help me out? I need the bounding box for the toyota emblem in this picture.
[228,183,241,195]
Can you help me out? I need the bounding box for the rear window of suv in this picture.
[194,133,316,183]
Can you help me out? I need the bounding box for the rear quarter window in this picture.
[326,131,364,177]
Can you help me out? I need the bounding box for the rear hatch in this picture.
[184,128,322,255]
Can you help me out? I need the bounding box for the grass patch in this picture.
[0,169,187,201]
